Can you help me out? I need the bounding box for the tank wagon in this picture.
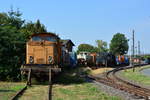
[21,33,62,76]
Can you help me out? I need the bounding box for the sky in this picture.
[0,0,150,54]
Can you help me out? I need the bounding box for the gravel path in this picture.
[92,80,146,100]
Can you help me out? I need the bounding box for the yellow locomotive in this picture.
[21,32,75,85]
[26,33,61,65]
[21,33,61,76]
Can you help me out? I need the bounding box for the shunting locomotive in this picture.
[21,32,76,76]
[21,33,62,76]
[26,33,61,65]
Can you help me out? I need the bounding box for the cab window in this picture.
[32,36,42,41]
[43,37,57,42]
[32,36,57,42]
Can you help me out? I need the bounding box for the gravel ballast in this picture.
[89,73,147,100]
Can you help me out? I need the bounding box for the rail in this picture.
[89,64,150,100]
[10,68,53,100]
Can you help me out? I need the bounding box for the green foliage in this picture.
[20,20,47,38]
[0,25,26,81]
[144,55,150,59]
[77,40,108,54]
[95,40,108,53]
[0,9,47,81]
[110,33,129,55]
[0,82,25,100]
[0,8,24,29]
[77,44,97,54]
[35,19,47,33]
[0,9,26,81]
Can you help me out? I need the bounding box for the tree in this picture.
[95,40,108,53]
[0,9,49,81]
[110,33,129,55]
[35,19,47,33]
[0,9,26,81]
[0,9,25,81]
[0,9,24,29]
[21,20,47,38]
[77,44,97,54]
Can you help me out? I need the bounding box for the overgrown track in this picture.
[10,85,27,100]
[89,64,150,100]
[11,69,53,100]
[10,83,53,100]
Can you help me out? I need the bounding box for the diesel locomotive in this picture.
[21,33,62,75]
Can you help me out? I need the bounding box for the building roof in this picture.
[61,39,75,46]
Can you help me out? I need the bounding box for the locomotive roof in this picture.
[30,33,60,39]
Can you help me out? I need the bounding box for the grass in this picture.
[0,82,25,100]
[18,85,48,100]
[53,67,121,100]
[0,67,122,100]
[121,65,150,85]
[53,83,121,100]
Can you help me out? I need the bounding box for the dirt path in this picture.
[91,67,113,75]
[18,85,48,100]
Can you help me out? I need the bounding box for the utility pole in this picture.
[132,30,135,58]
[135,46,137,58]
[132,30,135,72]
[138,41,141,66]
[138,41,140,55]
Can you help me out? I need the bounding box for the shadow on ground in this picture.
[53,67,91,85]
[0,90,15,92]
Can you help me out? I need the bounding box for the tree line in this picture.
[77,33,129,56]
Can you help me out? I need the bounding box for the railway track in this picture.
[89,65,150,100]
[10,84,52,100]
[10,85,27,100]
[10,69,53,100]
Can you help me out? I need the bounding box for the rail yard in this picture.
[0,32,150,100]
[0,2,150,99]
[0,65,149,100]
[89,65,150,100]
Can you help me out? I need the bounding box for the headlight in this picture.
[29,56,34,64]
[48,56,53,64]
